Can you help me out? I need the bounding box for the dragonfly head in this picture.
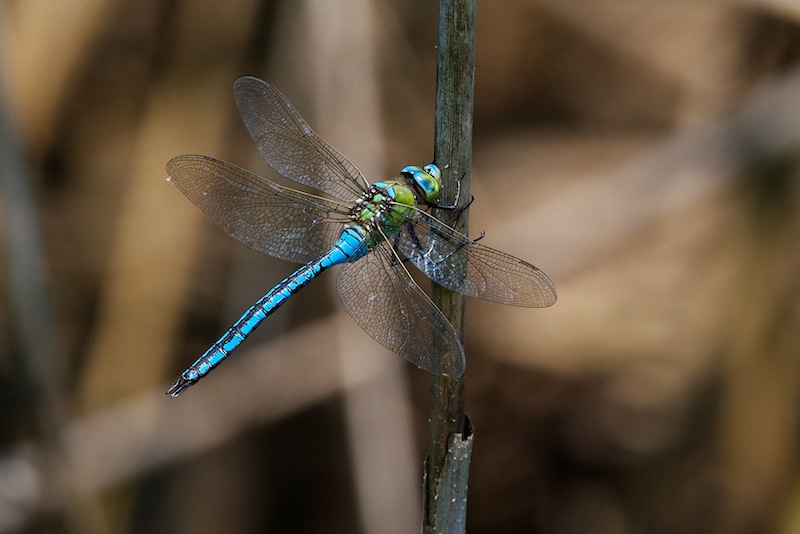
[401,164,442,205]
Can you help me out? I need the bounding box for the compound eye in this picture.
[423,164,441,181]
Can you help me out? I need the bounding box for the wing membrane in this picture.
[396,212,557,307]
[234,76,368,203]
[167,155,348,264]
[337,246,465,378]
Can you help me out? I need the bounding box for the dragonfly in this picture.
[166,76,556,397]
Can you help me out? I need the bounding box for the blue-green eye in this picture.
[401,165,441,205]
[423,164,441,181]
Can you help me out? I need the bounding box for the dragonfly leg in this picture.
[449,193,476,229]
[434,175,463,210]
[435,174,478,234]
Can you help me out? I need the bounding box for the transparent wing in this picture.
[395,212,557,307]
[234,76,369,203]
[167,155,349,264]
[337,245,465,378]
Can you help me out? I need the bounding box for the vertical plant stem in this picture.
[424,0,476,532]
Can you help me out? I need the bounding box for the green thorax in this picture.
[349,181,415,249]
[348,164,444,250]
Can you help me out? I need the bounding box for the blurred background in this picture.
[2,0,800,532]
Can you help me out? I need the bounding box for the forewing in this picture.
[234,76,368,203]
[167,155,347,264]
[337,246,465,378]
[396,212,557,307]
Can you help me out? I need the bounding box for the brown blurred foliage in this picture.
[2,0,800,533]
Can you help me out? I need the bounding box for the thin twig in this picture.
[424,1,476,532]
